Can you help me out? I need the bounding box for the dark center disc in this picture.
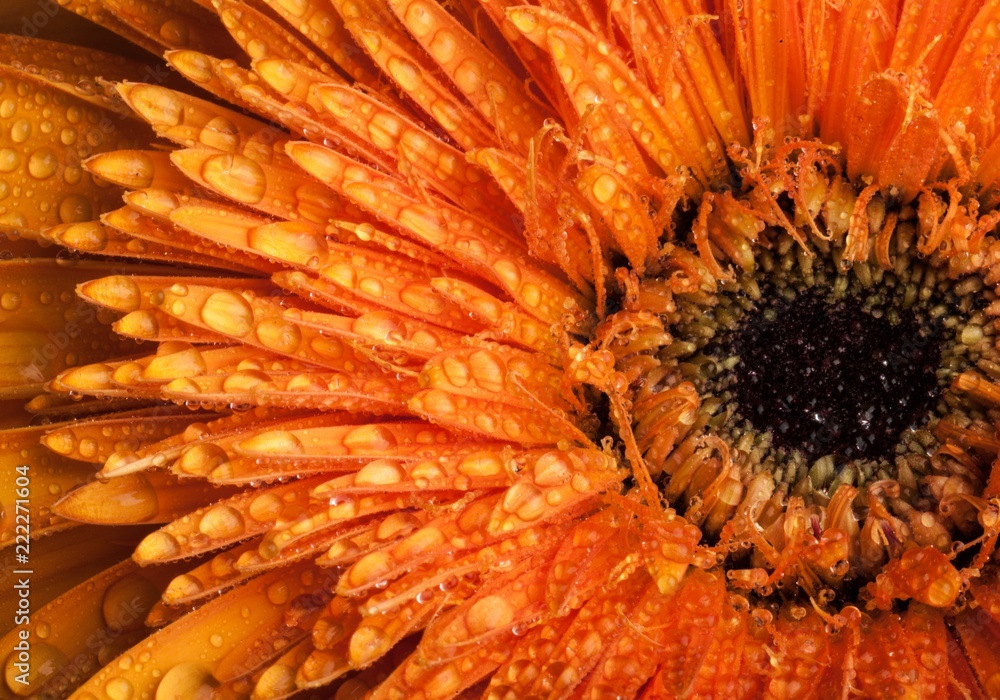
[730,293,944,462]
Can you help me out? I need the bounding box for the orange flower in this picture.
[3,0,1000,698]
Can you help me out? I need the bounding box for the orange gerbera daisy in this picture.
[4,0,1000,697]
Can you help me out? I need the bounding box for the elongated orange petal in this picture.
[101,0,241,56]
[71,562,327,699]
[890,0,983,97]
[41,408,194,464]
[344,18,499,151]
[726,0,808,144]
[387,0,552,153]
[287,141,592,326]
[818,0,896,147]
[54,471,239,525]
[258,0,381,84]
[0,559,186,697]
[313,83,510,216]
[0,425,94,545]
[0,48,154,240]
[0,260,137,399]
[116,82,277,154]
[133,476,329,564]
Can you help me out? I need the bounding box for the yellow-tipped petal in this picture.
[133,477,327,564]
[84,149,190,191]
[0,260,137,398]
[53,472,238,525]
[0,559,187,698]
[41,408,193,463]
[71,563,323,698]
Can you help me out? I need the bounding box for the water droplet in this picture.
[0,148,21,173]
[28,148,58,179]
[0,291,22,311]
[267,581,290,605]
[10,118,32,143]
[200,290,254,337]
[198,505,245,539]
[103,677,134,700]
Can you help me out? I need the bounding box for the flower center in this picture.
[729,291,943,463]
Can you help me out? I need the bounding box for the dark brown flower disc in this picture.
[731,293,943,462]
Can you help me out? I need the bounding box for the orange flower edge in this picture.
[2,0,1000,698]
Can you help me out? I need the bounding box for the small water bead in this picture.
[165,574,205,602]
[501,482,547,522]
[55,197,90,229]
[154,663,218,700]
[343,424,399,452]
[136,532,182,562]
[0,148,20,173]
[10,118,32,143]
[201,153,267,204]
[266,581,290,605]
[103,677,134,700]
[160,19,190,45]
[474,414,497,432]
[350,625,391,666]
[256,317,302,353]
[358,277,384,296]
[354,460,406,486]
[63,165,82,185]
[77,437,98,459]
[0,291,22,311]
[199,290,255,337]
[501,417,523,439]
[198,504,245,539]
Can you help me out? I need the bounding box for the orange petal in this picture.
[818,0,897,147]
[0,424,95,545]
[133,476,329,564]
[53,472,238,525]
[161,540,260,605]
[0,259,136,399]
[101,0,242,56]
[726,0,808,144]
[0,559,185,697]
[85,149,192,192]
[419,344,566,409]
[116,81,276,154]
[41,407,194,464]
[70,563,325,699]
[344,18,499,151]
[891,0,984,98]
[386,0,553,153]
[312,83,508,216]
[316,242,486,333]
[256,0,380,85]
[429,277,562,360]
[854,605,951,697]
[216,0,334,74]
